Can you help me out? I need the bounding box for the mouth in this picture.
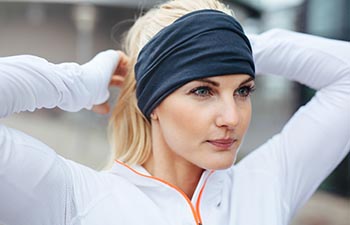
[206,138,237,150]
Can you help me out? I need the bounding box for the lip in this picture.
[207,138,237,150]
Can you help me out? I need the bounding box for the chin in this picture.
[214,162,235,170]
[203,158,236,170]
[210,151,238,170]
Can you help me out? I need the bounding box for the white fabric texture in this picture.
[0,30,349,225]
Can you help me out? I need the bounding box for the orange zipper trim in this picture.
[196,170,215,224]
[114,160,214,225]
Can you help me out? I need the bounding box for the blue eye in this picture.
[190,86,213,97]
[235,85,255,98]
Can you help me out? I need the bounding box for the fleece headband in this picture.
[135,9,255,119]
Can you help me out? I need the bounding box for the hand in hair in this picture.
[92,51,129,114]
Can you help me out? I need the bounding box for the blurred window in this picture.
[307,0,347,39]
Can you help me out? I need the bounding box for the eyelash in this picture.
[190,86,213,97]
[189,85,256,99]
[235,85,256,99]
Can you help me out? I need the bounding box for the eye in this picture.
[190,86,213,97]
[235,85,256,99]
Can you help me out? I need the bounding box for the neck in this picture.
[143,154,204,199]
[143,124,204,199]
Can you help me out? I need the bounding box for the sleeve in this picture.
[0,126,73,225]
[244,29,350,215]
[0,50,120,118]
[0,50,120,225]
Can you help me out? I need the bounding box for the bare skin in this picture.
[144,138,204,198]
[144,75,255,198]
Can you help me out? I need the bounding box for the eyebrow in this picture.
[197,78,220,87]
[197,76,255,87]
[240,77,255,86]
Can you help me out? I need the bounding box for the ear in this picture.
[150,110,158,121]
[150,112,158,120]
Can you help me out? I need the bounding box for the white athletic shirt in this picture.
[0,29,349,225]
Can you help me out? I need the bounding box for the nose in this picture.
[215,99,240,129]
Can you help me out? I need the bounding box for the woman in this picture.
[1,0,349,225]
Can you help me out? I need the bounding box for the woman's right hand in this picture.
[92,51,130,114]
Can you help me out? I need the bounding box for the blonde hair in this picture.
[108,0,235,166]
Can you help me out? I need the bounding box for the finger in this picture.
[110,81,124,87]
[117,51,130,68]
[109,76,125,87]
[114,51,130,77]
[92,103,110,114]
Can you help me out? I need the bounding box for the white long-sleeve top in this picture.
[0,29,349,225]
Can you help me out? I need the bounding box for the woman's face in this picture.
[151,74,255,170]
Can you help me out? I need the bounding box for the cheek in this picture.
[239,101,252,133]
[156,98,209,151]
[155,96,252,155]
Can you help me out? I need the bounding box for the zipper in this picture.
[195,170,214,225]
[115,160,214,225]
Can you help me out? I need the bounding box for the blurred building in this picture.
[0,0,158,63]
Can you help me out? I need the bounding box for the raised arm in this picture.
[0,50,119,117]
[243,29,350,214]
[0,50,120,225]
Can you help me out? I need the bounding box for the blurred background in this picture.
[0,0,349,224]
